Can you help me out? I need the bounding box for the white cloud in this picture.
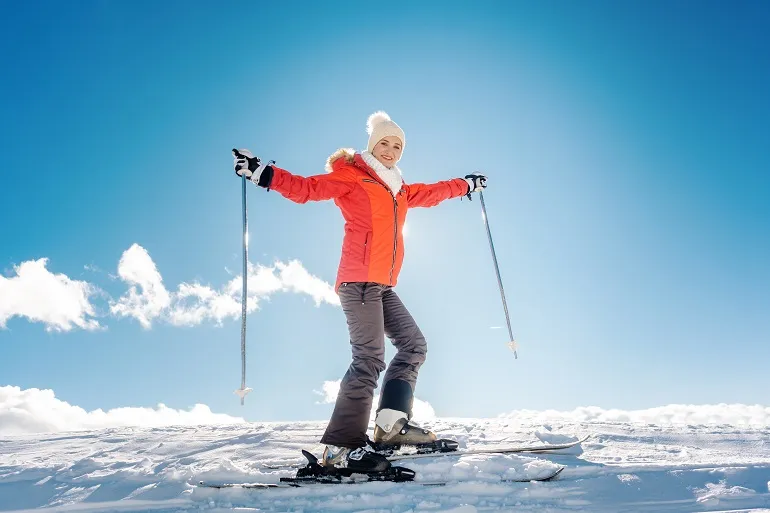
[0,385,245,435]
[314,380,341,404]
[2,244,339,332]
[0,259,101,332]
[109,244,171,329]
[314,380,436,421]
[274,260,341,307]
[110,244,340,328]
[501,404,770,427]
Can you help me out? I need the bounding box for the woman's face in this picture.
[372,136,403,167]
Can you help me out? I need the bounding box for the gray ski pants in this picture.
[320,282,427,448]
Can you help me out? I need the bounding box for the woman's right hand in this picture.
[233,149,261,178]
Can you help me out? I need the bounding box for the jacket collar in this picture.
[353,153,404,195]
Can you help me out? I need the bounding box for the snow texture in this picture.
[1,405,770,512]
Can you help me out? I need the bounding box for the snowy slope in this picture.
[1,412,769,512]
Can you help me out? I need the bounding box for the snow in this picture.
[2,406,770,512]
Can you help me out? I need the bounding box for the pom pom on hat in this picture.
[366,111,405,154]
[366,111,392,135]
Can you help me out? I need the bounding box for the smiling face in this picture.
[371,136,403,168]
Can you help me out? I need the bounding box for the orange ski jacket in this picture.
[268,149,470,292]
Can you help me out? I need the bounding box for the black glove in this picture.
[233,148,274,189]
[464,172,487,200]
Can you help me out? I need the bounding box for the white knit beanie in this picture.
[366,111,405,154]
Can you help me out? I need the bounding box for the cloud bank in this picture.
[0,259,101,332]
[0,385,245,435]
[4,384,769,436]
[502,404,770,427]
[1,244,338,331]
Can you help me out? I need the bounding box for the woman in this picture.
[234,111,487,473]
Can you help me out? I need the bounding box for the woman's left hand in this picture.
[464,172,487,198]
[233,149,275,188]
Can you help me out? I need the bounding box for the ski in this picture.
[387,435,590,462]
[197,442,572,491]
[198,449,414,489]
[198,481,283,489]
[197,470,414,489]
[419,465,565,485]
[197,465,564,489]
[261,435,588,469]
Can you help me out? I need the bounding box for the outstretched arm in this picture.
[269,166,355,204]
[405,178,470,208]
[233,149,354,204]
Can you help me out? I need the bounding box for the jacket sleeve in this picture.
[404,178,470,208]
[268,166,356,204]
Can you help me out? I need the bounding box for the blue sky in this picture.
[1,0,768,422]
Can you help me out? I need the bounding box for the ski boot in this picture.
[371,409,458,455]
[373,408,437,445]
[372,379,458,455]
[321,442,391,473]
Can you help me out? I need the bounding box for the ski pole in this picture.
[478,190,518,358]
[233,149,253,404]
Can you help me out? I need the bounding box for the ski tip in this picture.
[545,466,566,481]
[532,466,565,482]
[503,465,565,483]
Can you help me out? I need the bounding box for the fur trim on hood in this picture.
[325,148,356,173]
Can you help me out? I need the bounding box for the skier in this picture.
[233,111,487,473]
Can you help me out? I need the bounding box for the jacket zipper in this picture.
[389,192,397,285]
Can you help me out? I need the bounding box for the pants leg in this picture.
[379,287,428,417]
[320,283,386,448]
